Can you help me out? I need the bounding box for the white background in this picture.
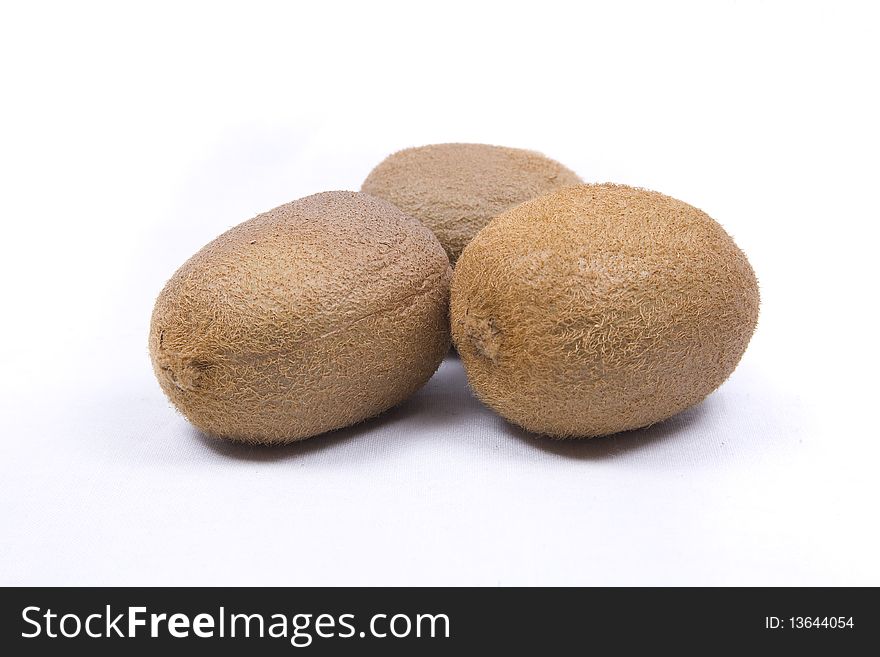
[1,1,878,585]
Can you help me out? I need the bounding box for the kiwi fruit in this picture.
[149,191,451,444]
[361,143,581,265]
[451,183,759,438]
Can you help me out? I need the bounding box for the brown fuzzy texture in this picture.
[149,191,451,444]
[451,183,760,438]
[361,143,582,265]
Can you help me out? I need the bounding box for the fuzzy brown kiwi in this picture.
[450,183,760,438]
[149,191,451,444]
[361,143,582,265]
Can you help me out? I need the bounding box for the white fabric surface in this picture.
[1,1,878,586]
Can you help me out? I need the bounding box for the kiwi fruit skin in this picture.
[451,183,760,438]
[361,143,582,265]
[149,191,451,444]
